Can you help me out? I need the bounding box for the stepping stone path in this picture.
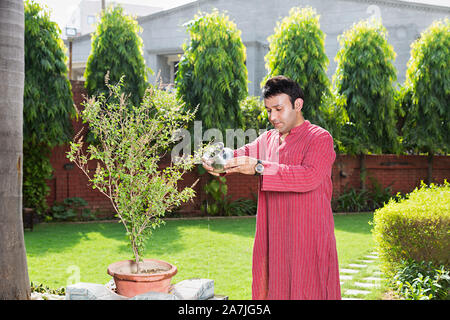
[340,251,384,300]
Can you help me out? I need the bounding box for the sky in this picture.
[33,0,196,33]
[33,0,449,36]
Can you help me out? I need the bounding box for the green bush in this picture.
[372,181,450,277]
[391,259,449,300]
[30,282,65,296]
[239,96,270,132]
[50,197,94,222]
[202,177,229,216]
[333,178,393,212]
[201,177,257,216]
[23,143,52,215]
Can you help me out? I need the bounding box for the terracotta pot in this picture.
[107,259,177,298]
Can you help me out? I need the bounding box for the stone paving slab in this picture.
[345,289,371,296]
[366,255,379,259]
[360,259,375,263]
[363,277,383,282]
[340,275,353,280]
[348,263,368,268]
[355,282,379,288]
[340,268,360,274]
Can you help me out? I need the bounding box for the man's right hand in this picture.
[202,160,220,176]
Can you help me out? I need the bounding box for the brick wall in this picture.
[45,81,450,216]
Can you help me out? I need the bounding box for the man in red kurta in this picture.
[203,76,341,300]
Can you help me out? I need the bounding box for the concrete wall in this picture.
[67,0,449,94]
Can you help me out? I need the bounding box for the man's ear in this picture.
[294,98,303,112]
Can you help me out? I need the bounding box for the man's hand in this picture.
[224,156,258,175]
[202,160,221,176]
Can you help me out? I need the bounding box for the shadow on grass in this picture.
[24,221,185,257]
[24,216,256,257]
[24,213,372,257]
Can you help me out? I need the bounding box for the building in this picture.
[66,0,162,36]
[67,0,449,95]
[65,0,162,79]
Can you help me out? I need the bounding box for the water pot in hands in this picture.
[202,142,234,173]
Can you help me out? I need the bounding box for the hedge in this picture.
[372,181,450,276]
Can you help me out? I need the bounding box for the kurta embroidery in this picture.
[235,120,341,300]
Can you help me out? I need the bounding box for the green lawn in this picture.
[24,213,375,300]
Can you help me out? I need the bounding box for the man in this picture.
[203,75,341,300]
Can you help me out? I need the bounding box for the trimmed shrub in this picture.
[372,181,450,276]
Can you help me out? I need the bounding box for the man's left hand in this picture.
[224,156,258,175]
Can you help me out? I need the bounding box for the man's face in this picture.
[264,93,303,135]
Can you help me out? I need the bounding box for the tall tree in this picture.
[23,0,75,216]
[333,18,399,189]
[401,19,450,183]
[176,9,247,138]
[263,6,330,124]
[84,5,149,107]
[0,0,31,299]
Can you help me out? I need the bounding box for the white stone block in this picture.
[66,282,127,300]
[170,278,214,300]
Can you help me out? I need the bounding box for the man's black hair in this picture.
[262,75,305,108]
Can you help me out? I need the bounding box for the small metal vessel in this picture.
[202,142,234,173]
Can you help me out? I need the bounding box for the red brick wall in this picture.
[46,81,114,217]
[45,81,450,216]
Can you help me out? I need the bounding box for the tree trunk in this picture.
[427,153,433,185]
[0,0,30,299]
[359,153,367,191]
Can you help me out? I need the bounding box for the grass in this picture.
[24,213,377,300]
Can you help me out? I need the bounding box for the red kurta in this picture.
[235,120,341,300]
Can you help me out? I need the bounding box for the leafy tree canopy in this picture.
[333,18,399,155]
[402,18,450,154]
[24,0,75,146]
[176,9,248,136]
[84,5,149,107]
[263,7,330,123]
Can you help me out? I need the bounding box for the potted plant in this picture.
[67,76,202,297]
